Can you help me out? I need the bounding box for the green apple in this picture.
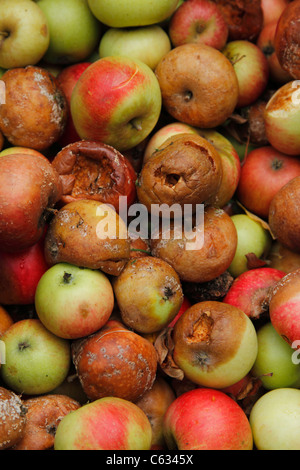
[54,396,152,450]
[0,0,50,69]
[35,263,114,340]
[87,0,180,27]
[99,25,171,70]
[36,0,101,64]
[0,319,71,395]
[228,213,272,277]
[249,388,300,450]
[252,322,300,390]
[70,55,162,152]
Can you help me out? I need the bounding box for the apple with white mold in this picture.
[168,0,228,50]
[250,388,300,450]
[0,0,50,69]
[87,0,180,27]
[36,0,101,65]
[54,396,153,450]
[163,387,253,450]
[70,56,162,152]
[35,263,114,340]
[99,25,171,71]
[0,319,71,395]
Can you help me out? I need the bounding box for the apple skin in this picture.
[223,267,285,320]
[70,56,162,152]
[249,388,300,450]
[252,322,300,390]
[99,25,171,71]
[228,214,272,278]
[172,301,258,389]
[0,146,48,160]
[35,262,114,340]
[168,0,228,50]
[0,306,14,337]
[264,80,300,155]
[87,0,180,27]
[268,268,300,347]
[0,0,50,69]
[0,319,71,395]
[36,0,101,65]
[0,153,62,253]
[236,145,300,219]
[0,237,49,305]
[222,39,269,108]
[163,388,253,450]
[261,0,289,26]
[54,396,152,450]
[56,62,91,147]
[168,296,191,328]
[268,241,300,274]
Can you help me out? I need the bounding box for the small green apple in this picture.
[35,263,114,339]
[36,0,101,64]
[228,213,272,277]
[252,322,300,389]
[249,388,300,450]
[0,0,50,69]
[99,25,171,70]
[0,319,71,395]
[87,0,180,27]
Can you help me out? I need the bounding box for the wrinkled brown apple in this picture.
[155,43,239,128]
[0,386,27,450]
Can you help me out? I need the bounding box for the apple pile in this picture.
[1,0,300,452]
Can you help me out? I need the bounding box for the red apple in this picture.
[222,39,269,108]
[168,0,228,50]
[0,153,62,252]
[0,237,49,305]
[261,0,289,26]
[163,388,253,450]
[70,56,162,152]
[236,146,300,219]
[223,267,286,320]
[56,62,91,147]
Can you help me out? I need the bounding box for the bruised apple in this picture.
[0,153,62,252]
[0,386,27,450]
[44,199,130,276]
[113,256,183,334]
[72,319,157,402]
[155,43,239,128]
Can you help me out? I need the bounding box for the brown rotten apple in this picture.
[0,66,67,151]
[0,153,62,252]
[44,198,130,276]
[155,43,239,129]
[136,133,223,213]
[0,386,27,450]
[72,319,158,403]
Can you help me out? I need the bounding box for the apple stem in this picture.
[231,54,246,66]
[130,118,142,131]
[63,272,72,283]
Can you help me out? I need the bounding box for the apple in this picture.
[228,213,272,278]
[171,300,258,389]
[0,153,62,253]
[261,0,289,26]
[264,80,300,155]
[0,319,71,395]
[56,62,91,147]
[268,241,300,274]
[143,121,198,164]
[168,295,191,328]
[0,386,27,450]
[268,267,300,347]
[54,396,152,450]
[155,43,239,128]
[0,237,49,305]
[256,21,292,84]
[249,388,300,450]
[0,146,48,160]
[168,0,228,50]
[70,56,162,152]
[0,306,13,337]
[35,262,114,339]
[99,25,171,71]
[36,0,101,64]
[236,145,300,219]
[0,0,50,69]
[87,0,180,27]
[252,322,300,390]
[113,256,183,334]
[222,40,269,108]
[163,388,253,450]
